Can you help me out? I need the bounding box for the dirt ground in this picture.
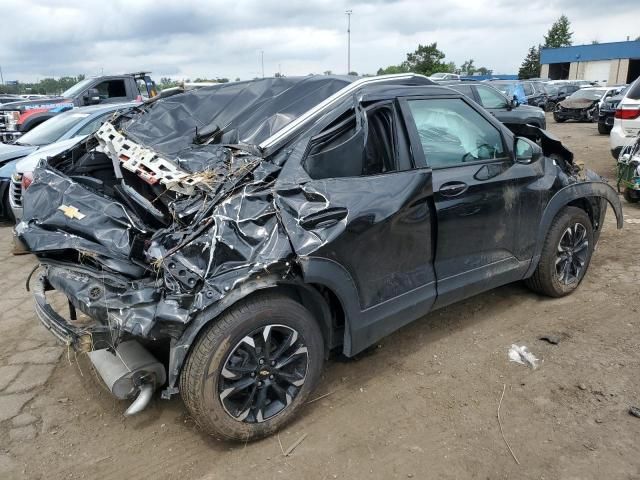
[1,116,639,480]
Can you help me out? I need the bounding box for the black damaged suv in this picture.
[17,75,622,441]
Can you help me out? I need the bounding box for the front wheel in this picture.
[525,206,594,297]
[553,113,566,123]
[180,293,324,441]
[545,101,556,112]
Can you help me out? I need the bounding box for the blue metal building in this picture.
[540,41,640,85]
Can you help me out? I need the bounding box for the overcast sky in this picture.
[1,0,638,83]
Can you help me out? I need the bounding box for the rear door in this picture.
[278,99,437,353]
[400,95,544,307]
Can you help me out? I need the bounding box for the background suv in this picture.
[447,82,546,129]
[610,78,640,158]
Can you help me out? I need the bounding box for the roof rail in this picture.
[259,73,430,152]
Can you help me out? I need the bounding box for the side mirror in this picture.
[84,88,100,105]
[514,137,542,164]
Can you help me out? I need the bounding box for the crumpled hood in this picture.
[559,98,598,109]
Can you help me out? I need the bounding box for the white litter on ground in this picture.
[508,344,540,369]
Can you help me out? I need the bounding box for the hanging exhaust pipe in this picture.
[124,383,155,416]
[87,341,166,416]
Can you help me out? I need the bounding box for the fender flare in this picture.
[20,112,57,132]
[524,181,623,278]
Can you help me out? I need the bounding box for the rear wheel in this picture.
[525,207,594,297]
[180,293,324,441]
[597,122,611,134]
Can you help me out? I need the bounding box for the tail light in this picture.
[21,171,33,190]
[615,107,640,120]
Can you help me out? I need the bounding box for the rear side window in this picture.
[451,84,474,99]
[522,83,534,95]
[627,78,640,100]
[303,104,401,179]
[74,112,112,137]
[407,98,506,168]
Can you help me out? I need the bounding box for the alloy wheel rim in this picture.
[218,324,308,423]
[555,222,588,285]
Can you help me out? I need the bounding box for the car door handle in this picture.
[439,182,468,197]
[300,207,348,229]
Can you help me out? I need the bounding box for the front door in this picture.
[402,96,544,307]
[277,100,437,354]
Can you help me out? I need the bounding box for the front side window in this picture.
[476,85,508,109]
[407,98,506,168]
[94,80,127,99]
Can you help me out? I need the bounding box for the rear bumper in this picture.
[32,272,111,350]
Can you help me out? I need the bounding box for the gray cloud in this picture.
[0,0,637,82]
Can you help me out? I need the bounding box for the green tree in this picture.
[544,15,573,48]
[378,43,450,76]
[405,43,449,75]
[377,64,410,75]
[518,45,540,79]
[460,59,476,76]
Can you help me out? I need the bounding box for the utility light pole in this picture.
[345,10,352,74]
[261,50,265,78]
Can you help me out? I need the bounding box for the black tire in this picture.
[545,101,556,112]
[180,292,324,441]
[623,188,640,203]
[525,206,594,298]
[597,122,611,135]
[553,114,566,123]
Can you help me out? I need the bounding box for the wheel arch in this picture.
[19,112,56,132]
[524,181,623,278]
[164,271,348,397]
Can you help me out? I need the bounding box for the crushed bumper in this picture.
[32,272,112,350]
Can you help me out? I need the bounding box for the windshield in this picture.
[61,78,94,98]
[16,111,90,146]
[430,73,448,79]
[568,89,606,101]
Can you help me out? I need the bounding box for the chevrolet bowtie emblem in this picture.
[58,205,86,220]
